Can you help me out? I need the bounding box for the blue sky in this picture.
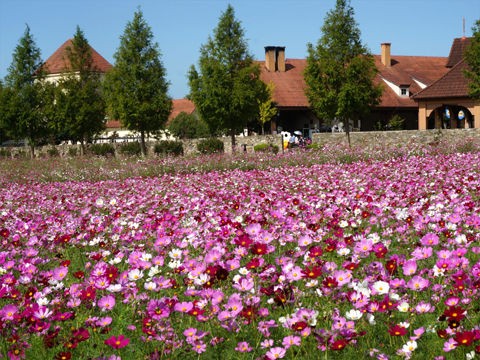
[1,0,479,99]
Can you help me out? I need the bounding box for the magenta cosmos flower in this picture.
[104,334,130,349]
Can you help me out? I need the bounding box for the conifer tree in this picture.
[188,5,268,151]
[1,25,54,157]
[304,0,382,145]
[104,9,172,156]
[55,26,106,155]
[464,19,480,100]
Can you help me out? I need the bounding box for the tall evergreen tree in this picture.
[304,0,382,145]
[1,25,54,157]
[464,19,480,100]
[188,5,268,151]
[104,9,172,156]
[55,26,106,155]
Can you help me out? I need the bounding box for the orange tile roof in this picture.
[169,98,195,120]
[373,55,449,107]
[412,59,471,100]
[42,39,112,74]
[259,59,309,108]
[447,37,472,68]
[258,53,449,109]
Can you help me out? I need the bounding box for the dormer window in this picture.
[400,86,409,96]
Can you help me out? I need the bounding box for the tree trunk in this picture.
[344,118,351,147]
[29,144,35,159]
[80,140,85,157]
[230,128,236,153]
[140,131,147,157]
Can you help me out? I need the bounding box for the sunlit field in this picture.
[1,139,479,359]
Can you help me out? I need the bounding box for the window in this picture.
[400,87,408,96]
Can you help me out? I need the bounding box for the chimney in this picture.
[381,43,391,67]
[265,46,276,72]
[276,47,286,72]
[264,46,286,72]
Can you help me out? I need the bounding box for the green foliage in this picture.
[104,9,172,156]
[119,141,142,156]
[304,0,382,141]
[46,146,59,157]
[253,142,279,154]
[54,26,106,155]
[1,25,54,158]
[464,19,480,99]
[387,114,405,130]
[88,143,115,157]
[257,82,278,135]
[0,148,11,158]
[154,140,184,156]
[167,112,210,139]
[197,138,224,154]
[68,147,78,157]
[188,5,268,150]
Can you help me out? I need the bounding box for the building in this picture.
[412,37,479,130]
[41,39,112,84]
[258,45,450,134]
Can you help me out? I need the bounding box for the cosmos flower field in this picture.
[0,141,479,359]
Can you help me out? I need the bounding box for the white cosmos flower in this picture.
[128,269,143,281]
[372,281,390,295]
[402,340,417,353]
[106,284,122,292]
[144,282,157,291]
[345,309,363,320]
[397,302,410,312]
[337,247,351,256]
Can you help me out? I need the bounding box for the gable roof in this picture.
[42,39,112,74]
[373,54,449,107]
[169,98,195,120]
[259,59,309,108]
[412,59,471,100]
[257,52,448,109]
[446,37,472,68]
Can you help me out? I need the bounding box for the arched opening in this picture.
[427,105,474,129]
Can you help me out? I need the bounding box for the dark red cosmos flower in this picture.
[330,339,348,350]
[72,327,90,342]
[308,245,323,257]
[437,329,448,338]
[323,277,338,288]
[388,325,407,336]
[454,331,475,346]
[235,234,253,248]
[73,271,84,279]
[55,352,71,360]
[443,306,466,322]
[292,321,308,331]
[251,243,267,255]
[0,228,10,238]
[79,286,96,302]
[386,259,397,275]
[246,258,261,269]
[302,266,322,279]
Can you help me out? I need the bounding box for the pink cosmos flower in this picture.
[97,295,116,311]
[406,275,429,291]
[235,341,252,352]
[1,304,18,321]
[104,334,130,349]
[266,346,286,359]
[174,301,194,313]
[52,266,68,281]
[402,260,417,276]
[282,335,301,349]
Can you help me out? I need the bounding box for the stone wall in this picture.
[2,129,480,158]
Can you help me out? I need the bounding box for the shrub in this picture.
[47,146,60,157]
[197,138,224,154]
[154,140,184,156]
[68,147,78,157]
[253,143,279,154]
[168,112,210,139]
[119,142,142,156]
[88,143,115,157]
[387,114,405,130]
[0,148,11,158]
